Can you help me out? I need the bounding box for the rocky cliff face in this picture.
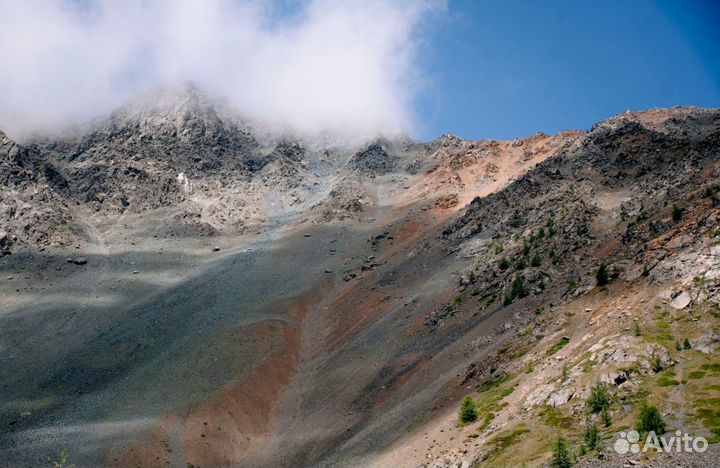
[1,98,719,468]
[0,130,82,254]
[442,109,720,311]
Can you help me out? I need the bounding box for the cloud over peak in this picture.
[0,0,441,141]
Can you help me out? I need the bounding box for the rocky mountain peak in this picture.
[96,83,248,141]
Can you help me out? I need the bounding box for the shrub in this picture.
[495,243,504,254]
[460,396,478,423]
[503,276,528,306]
[683,338,692,350]
[503,294,513,306]
[530,253,542,267]
[637,402,666,435]
[596,262,609,286]
[642,264,650,277]
[672,203,683,222]
[511,275,528,299]
[550,249,558,265]
[634,322,641,337]
[547,217,556,236]
[52,450,74,468]
[523,241,530,256]
[515,257,526,270]
[551,437,573,468]
[577,443,587,457]
[649,352,663,373]
[499,258,510,270]
[675,340,682,351]
[468,271,477,284]
[587,381,612,413]
[584,419,599,450]
[601,406,612,427]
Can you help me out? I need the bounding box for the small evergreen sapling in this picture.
[551,437,573,468]
[460,396,478,423]
[637,402,666,435]
[587,381,611,413]
[584,418,599,450]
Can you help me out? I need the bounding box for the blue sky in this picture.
[416,0,720,140]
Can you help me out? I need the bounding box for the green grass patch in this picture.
[701,363,720,375]
[694,398,720,443]
[547,337,570,356]
[644,331,675,350]
[572,351,595,374]
[478,412,495,432]
[657,369,680,387]
[540,406,574,428]
[483,428,530,464]
[684,352,720,443]
[655,318,671,330]
[573,351,592,366]
[471,377,516,433]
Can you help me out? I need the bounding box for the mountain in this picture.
[0,95,719,468]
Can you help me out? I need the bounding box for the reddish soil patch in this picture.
[108,292,317,467]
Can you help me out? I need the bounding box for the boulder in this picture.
[694,333,720,354]
[670,291,691,310]
[547,387,575,407]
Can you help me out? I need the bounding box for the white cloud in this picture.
[0,0,442,141]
